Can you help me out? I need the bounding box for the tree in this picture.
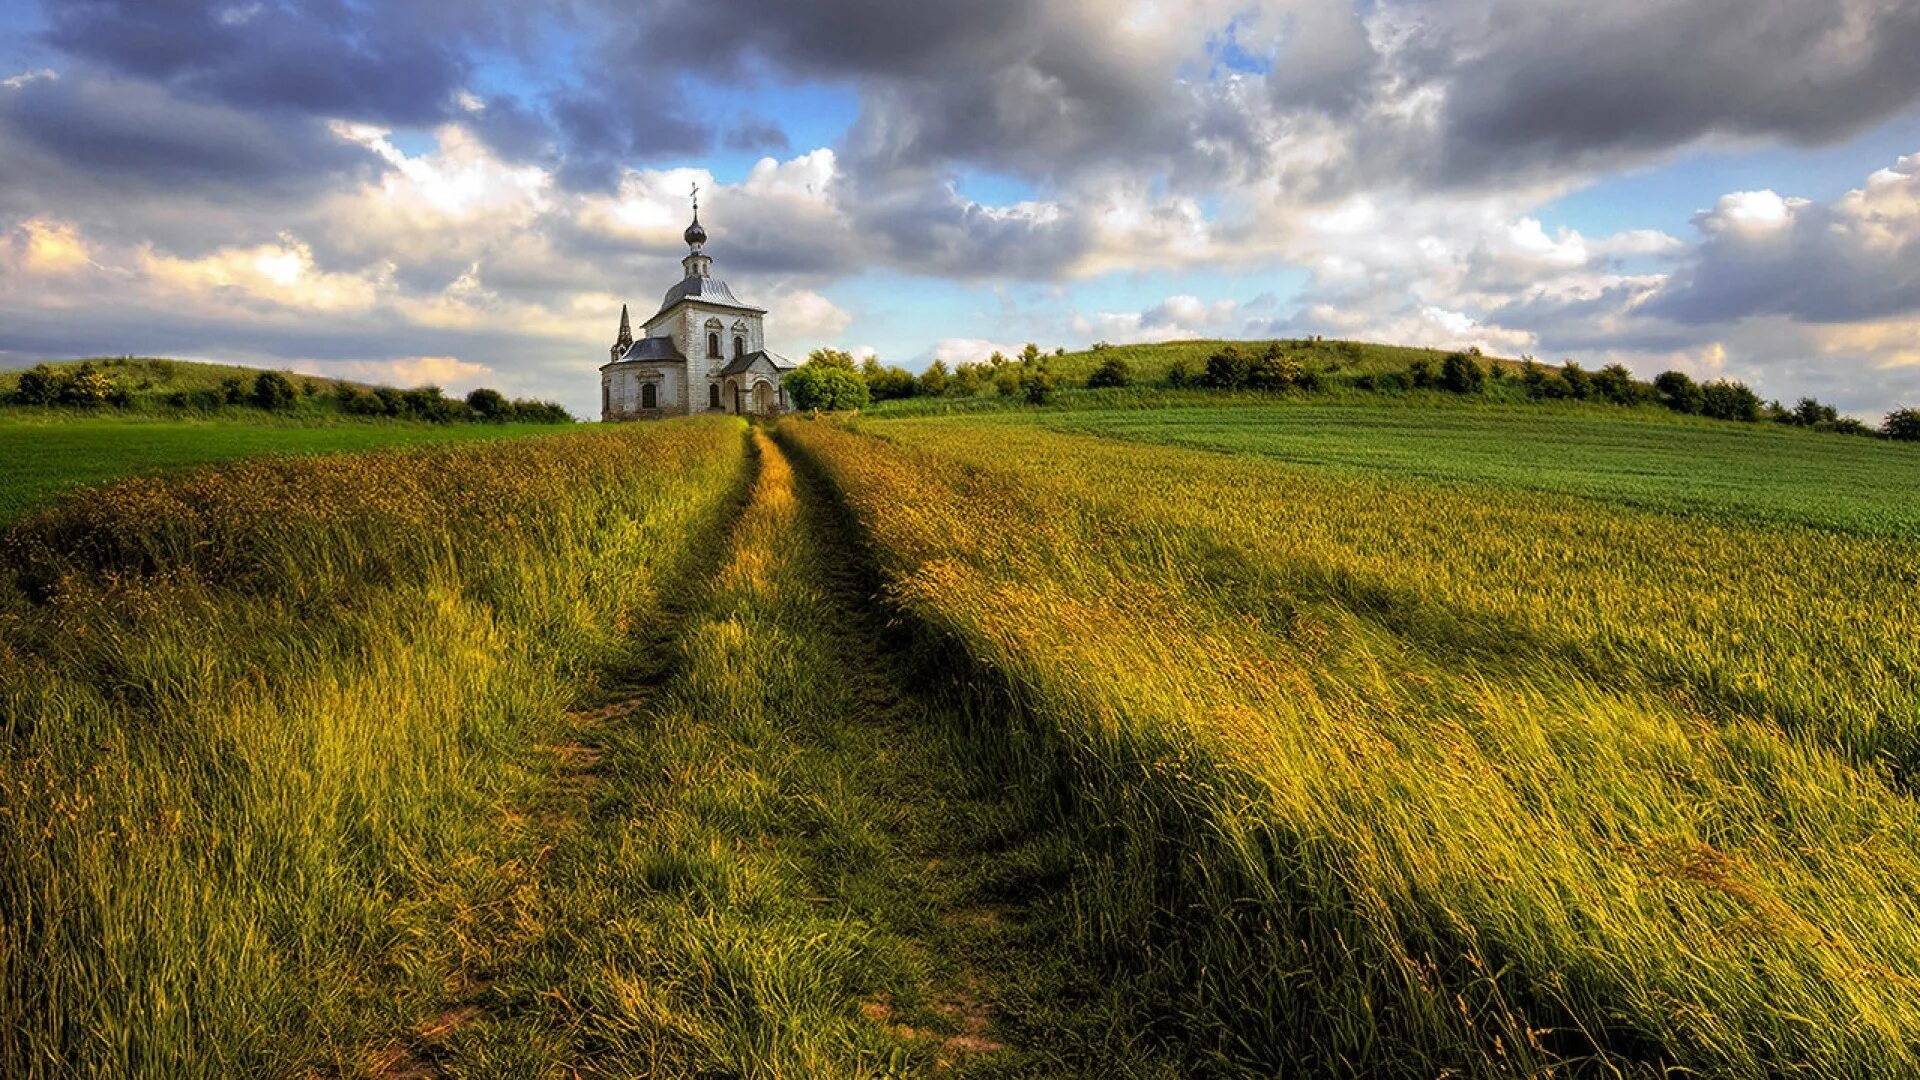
[58,363,118,407]
[1653,370,1703,414]
[1202,345,1251,389]
[251,370,298,411]
[1407,358,1435,389]
[12,364,62,405]
[786,365,869,411]
[806,348,860,370]
[1086,356,1133,389]
[1020,342,1042,366]
[1591,364,1640,405]
[1882,408,1920,442]
[1020,368,1056,405]
[1164,360,1196,388]
[401,385,457,422]
[1790,397,1839,427]
[465,387,511,421]
[1439,352,1485,394]
[1247,353,1304,391]
[220,376,249,405]
[1699,379,1762,422]
[1559,361,1593,400]
[950,362,985,396]
[867,364,919,401]
[918,359,951,397]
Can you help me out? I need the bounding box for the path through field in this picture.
[390,430,1170,1077]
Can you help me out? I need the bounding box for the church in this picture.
[600,194,796,421]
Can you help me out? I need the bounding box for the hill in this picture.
[0,355,569,424]
[1039,336,1522,386]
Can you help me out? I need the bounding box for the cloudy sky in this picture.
[4,0,1920,418]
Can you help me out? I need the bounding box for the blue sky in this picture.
[3,0,1919,417]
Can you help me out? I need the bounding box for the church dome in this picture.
[683,213,707,247]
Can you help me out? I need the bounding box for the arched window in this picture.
[602,381,610,414]
[641,382,656,409]
[733,335,746,358]
[707,332,720,357]
[709,383,721,409]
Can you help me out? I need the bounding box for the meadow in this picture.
[0,416,576,521]
[7,393,1919,1076]
[779,405,1920,1076]
[1,418,747,1073]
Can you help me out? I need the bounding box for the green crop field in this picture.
[0,417,577,522]
[6,392,1918,1077]
[1029,400,1920,536]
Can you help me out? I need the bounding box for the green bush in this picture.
[1790,397,1840,427]
[787,365,870,411]
[1164,360,1197,388]
[12,364,62,405]
[1020,368,1057,405]
[1202,346,1251,389]
[1560,362,1593,400]
[1700,380,1763,423]
[251,371,298,411]
[1407,358,1436,389]
[1654,371,1704,414]
[465,387,510,421]
[1439,352,1485,394]
[918,360,951,397]
[1087,356,1133,389]
[1883,408,1920,442]
[1591,364,1642,405]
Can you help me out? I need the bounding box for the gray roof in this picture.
[718,349,797,376]
[648,275,766,323]
[605,335,686,366]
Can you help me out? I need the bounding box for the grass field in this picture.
[1033,400,1920,536]
[7,396,1918,1076]
[0,417,574,521]
[781,404,1920,1076]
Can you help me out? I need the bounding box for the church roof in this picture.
[647,275,766,323]
[605,335,686,366]
[718,349,797,376]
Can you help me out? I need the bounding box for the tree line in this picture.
[785,339,1920,442]
[5,362,571,424]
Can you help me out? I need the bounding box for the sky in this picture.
[3,1,1920,419]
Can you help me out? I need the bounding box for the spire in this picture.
[617,302,632,345]
[683,182,708,251]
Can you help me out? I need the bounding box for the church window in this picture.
[641,382,657,409]
[707,332,720,357]
[602,382,609,414]
[709,383,721,409]
[733,335,746,358]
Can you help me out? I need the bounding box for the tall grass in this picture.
[0,416,746,1075]
[780,416,1920,1077]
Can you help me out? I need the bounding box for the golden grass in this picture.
[780,415,1920,1077]
[0,417,746,1075]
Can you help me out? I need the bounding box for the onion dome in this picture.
[684,211,706,248]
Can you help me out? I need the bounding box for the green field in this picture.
[7,394,1918,1076]
[0,417,573,521]
[1027,400,1920,536]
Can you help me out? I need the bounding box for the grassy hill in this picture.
[1037,336,1522,386]
[0,356,354,409]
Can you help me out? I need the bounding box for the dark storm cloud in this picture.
[44,0,483,126]
[1426,0,1920,184]
[724,119,790,154]
[0,73,375,196]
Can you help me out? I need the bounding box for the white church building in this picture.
[600,196,796,421]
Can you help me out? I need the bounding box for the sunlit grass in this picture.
[781,413,1920,1076]
[0,416,746,1074]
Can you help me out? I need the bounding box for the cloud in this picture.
[296,356,494,394]
[1648,153,1920,324]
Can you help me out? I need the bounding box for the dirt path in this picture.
[377,428,1172,1078]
